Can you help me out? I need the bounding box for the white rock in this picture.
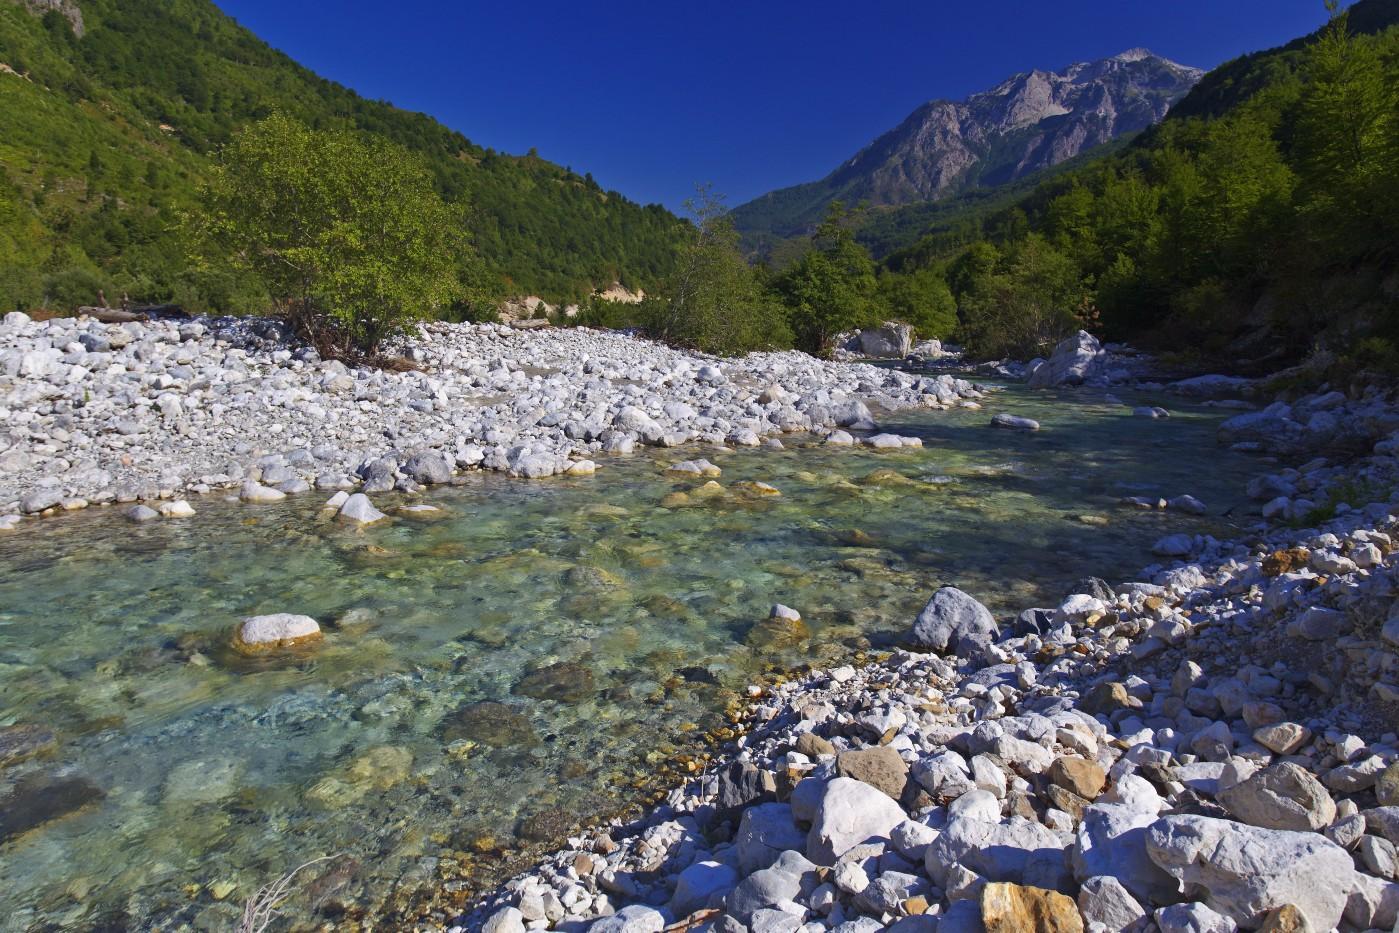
[239,481,286,503]
[236,613,320,647]
[1078,875,1148,933]
[1144,814,1354,930]
[806,777,907,864]
[338,493,387,524]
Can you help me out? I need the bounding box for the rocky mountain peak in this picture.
[731,49,1203,244]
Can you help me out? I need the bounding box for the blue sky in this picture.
[213,0,1333,212]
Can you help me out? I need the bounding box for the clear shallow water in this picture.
[0,386,1263,930]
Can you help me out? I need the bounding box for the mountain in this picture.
[730,50,1202,251]
[0,0,687,313]
[877,0,1399,367]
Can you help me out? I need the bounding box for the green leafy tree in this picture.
[650,187,792,355]
[196,114,471,357]
[776,203,883,353]
[958,234,1087,359]
[1293,1,1398,256]
[877,267,958,340]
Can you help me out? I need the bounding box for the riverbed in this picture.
[0,385,1263,929]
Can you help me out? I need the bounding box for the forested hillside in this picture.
[0,0,686,313]
[881,0,1399,368]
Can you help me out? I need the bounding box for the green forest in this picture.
[0,0,687,314]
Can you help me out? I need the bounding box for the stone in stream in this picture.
[157,499,196,518]
[0,724,57,767]
[666,459,721,477]
[991,413,1040,431]
[231,613,322,655]
[124,504,160,522]
[404,451,452,485]
[908,586,999,652]
[239,481,286,503]
[338,493,387,524]
[439,700,538,748]
[19,488,63,514]
[1152,533,1195,558]
[0,773,105,844]
[512,661,595,702]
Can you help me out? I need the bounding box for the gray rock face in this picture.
[1077,875,1148,933]
[587,904,666,933]
[909,586,998,652]
[1027,331,1108,388]
[736,803,806,874]
[1217,762,1337,831]
[669,860,738,917]
[836,323,913,359]
[925,815,1070,892]
[404,451,452,485]
[1073,804,1178,906]
[806,776,907,864]
[1145,814,1355,930]
[725,866,802,924]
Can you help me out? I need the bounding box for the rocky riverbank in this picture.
[459,381,1399,933]
[0,312,985,527]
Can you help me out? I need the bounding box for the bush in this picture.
[42,266,108,310]
[653,194,791,354]
[195,114,470,357]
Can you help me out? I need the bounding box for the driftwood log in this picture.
[76,304,189,323]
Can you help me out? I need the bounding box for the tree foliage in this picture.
[775,204,884,353]
[645,188,792,355]
[197,115,468,355]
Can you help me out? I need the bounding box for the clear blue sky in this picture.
[213,0,1333,212]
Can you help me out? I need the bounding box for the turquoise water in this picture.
[0,386,1262,930]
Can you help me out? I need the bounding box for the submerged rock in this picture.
[0,773,104,844]
[440,701,538,747]
[0,724,57,768]
[512,661,596,702]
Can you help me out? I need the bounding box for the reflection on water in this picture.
[0,386,1260,929]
